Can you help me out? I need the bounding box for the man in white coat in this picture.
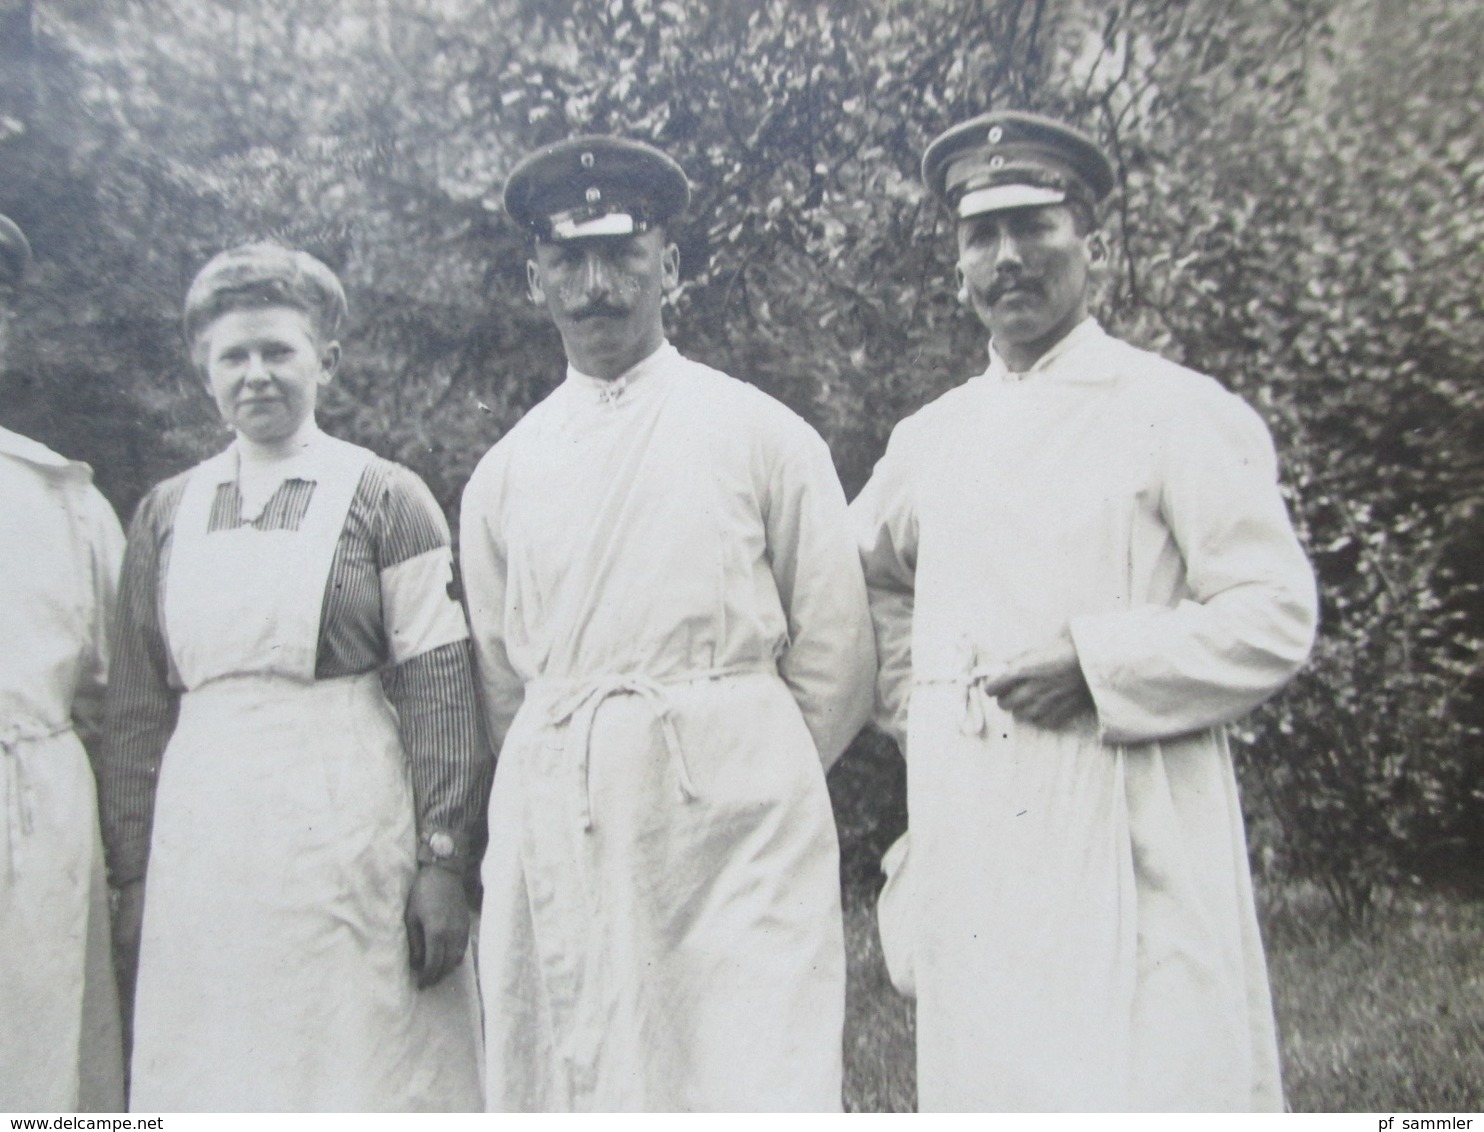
[461,136,875,1111]
[0,212,125,1111]
[853,112,1318,1111]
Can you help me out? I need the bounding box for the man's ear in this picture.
[955,264,969,305]
[1085,230,1108,265]
[526,259,546,305]
[1084,230,1112,291]
[661,242,681,293]
[319,340,342,384]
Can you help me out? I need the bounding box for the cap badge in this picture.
[580,151,595,168]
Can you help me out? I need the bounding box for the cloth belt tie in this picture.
[544,664,771,832]
[915,662,1010,738]
[1,720,73,879]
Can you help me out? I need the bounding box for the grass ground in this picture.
[1266,887,1484,1112]
[842,899,916,1112]
[837,884,1484,1113]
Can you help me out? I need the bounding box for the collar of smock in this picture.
[563,340,678,405]
[0,424,91,479]
[981,317,1112,385]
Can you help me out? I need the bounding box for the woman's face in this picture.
[197,306,338,445]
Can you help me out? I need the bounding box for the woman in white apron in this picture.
[100,244,485,1111]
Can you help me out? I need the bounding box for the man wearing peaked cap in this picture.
[852,111,1317,1110]
[0,212,127,1112]
[461,136,875,1111]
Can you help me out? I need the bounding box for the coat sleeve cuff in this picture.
[1068,610,1142,744]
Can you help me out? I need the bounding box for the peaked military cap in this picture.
[922,111,1115,220]
[503,135,690,241]
[0,213,32,286]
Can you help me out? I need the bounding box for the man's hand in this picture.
[405,864,469,989]
[978,628,1095,731]
[110,879,147,1029]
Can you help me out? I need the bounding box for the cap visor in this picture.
[957,184,1066,218]
[549,212,638,240]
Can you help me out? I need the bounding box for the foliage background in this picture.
[1,0,1480,925]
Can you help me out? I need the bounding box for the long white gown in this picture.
[0,426,124,1112]
[461,342,875,1111]
[853,320,1317,1111]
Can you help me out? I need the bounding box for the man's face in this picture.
[955,203,1098,369]
[527,229,679,380]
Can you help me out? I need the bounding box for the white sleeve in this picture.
[850,419,920,753]
[73,483,125,766]
[458,453,527,754]
[1070,389,1318,743]
[765,417,877,770]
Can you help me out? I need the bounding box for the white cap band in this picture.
[957,183,1066,218]
[549,211,639,240]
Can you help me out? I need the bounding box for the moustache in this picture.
[569,302,630,321]
[986,277,1042,305]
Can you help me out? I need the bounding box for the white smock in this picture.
[462,343,875,1111]
[128,434,482,1112]
[853,321,1317,1111]
[1,427,125,1112]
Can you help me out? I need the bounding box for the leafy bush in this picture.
[1,0,1479,919]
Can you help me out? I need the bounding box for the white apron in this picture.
[129,439,482,1112]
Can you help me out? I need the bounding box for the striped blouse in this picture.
[100,454,490,886]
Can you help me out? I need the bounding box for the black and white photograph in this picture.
[1,0,1480,1116]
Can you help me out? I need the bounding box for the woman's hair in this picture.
[183,242,347,353]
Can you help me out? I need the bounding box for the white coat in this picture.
[853,320,1317,1111]
[0,426,124,1112]
[461,343,875,1111]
